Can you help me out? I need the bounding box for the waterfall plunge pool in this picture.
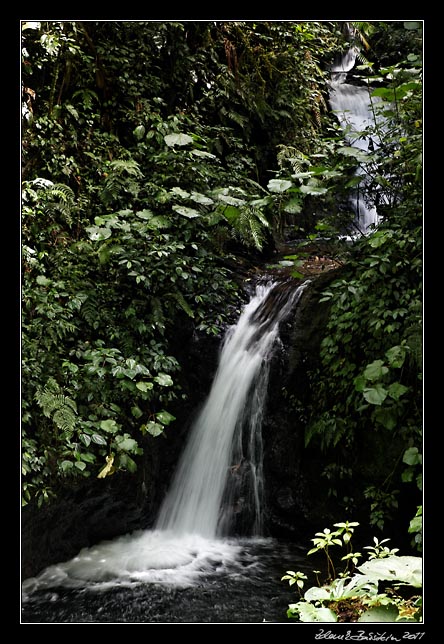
[21,534,311,623]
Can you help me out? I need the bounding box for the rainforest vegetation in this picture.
[21,20,422,557]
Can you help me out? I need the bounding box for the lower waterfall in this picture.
[21,279,310,618]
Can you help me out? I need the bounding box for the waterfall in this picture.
[156,279,309,538]
[329,48,382,234]
[22,278,310,595]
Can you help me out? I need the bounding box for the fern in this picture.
[35,378,77,433]
[234,206,267,251]
[172,290,195,318]
[150,296,166,330]
[80,294,101,329]
[101,158,144,205]
[42,183,76,225]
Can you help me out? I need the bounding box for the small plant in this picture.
[282,520,422,623]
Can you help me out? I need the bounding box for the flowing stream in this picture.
[21,279,311,623]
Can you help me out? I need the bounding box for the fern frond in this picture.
[150,296,166,329]
[172,291,195,318]
[35,379,78,432]
[108,159,143,178]
[248,215,265,251]
[80,294,101,329]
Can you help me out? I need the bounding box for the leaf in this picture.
[164,133,193,147]
[154,373,173,387]
[386,345,407,368]
[267,179,292,193]
[387,382,409,400]
[156,410,176,425]
[363,360,389,381]
[190,192,214,205]
[97,454,115,479]
[294,602,338,623]
[115,434,138,452]
[170,186,190,198]
[357,556,422,588]
[60,460,73,472]
[133,125,146,140]
[172,205,200,219]
[363,384,388,405]
[91,433,107,446]
[136,381,154,392]
[86,226,112,241]
[143,421,164,437]
[403,447,422,466]
[100,419,119,433]
[79,433,92,447]
[283,197,302,214]
[300,183,328,195]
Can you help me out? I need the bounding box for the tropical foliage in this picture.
[21,18,422,553]
[282,520,422,622]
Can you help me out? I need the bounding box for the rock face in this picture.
[260,270,339,539]
[22,266,404,580]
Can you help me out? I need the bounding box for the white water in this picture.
[22,280,309,598]
[329,49,382,234]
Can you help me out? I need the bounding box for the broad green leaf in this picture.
[218,194,245,206]
[36,275,51,286]
[386,345,407,368]
[357,556,422,588]
[172,205,200,219]
[403,447,422,466]
[293,602,338,623]
[267,179,292,193]
[143,421,164,437]
[388,382,409,400]
[300,183,328,195]
[283,197,302,214]
[133,125,146,140]
[131,406,143,419]
[363,384,388,405]
[170,186,190,198]
[116,435,138,452]
[190,192,214,205]
[156,410,176,425]
[79,433,92,447]
[74,461,86,471]
[164,133,193,147]
[135,209,154,220]
[363,360,389,381]
[100,419,119,433]
[91,433,107,446]
[155,373,173,387]
[304,587,330,602]
[136,381,153,392]
[190,149,216,159]
[221,205,240,221]
[60,460,73,472]
[86,226,112,241]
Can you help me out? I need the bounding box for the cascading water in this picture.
[329,47,383,235]
[156,279,308,539]
[21,279,310,621]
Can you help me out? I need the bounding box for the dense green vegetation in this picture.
[21,20,422,550]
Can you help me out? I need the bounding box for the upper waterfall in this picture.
[329,50,382,235]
